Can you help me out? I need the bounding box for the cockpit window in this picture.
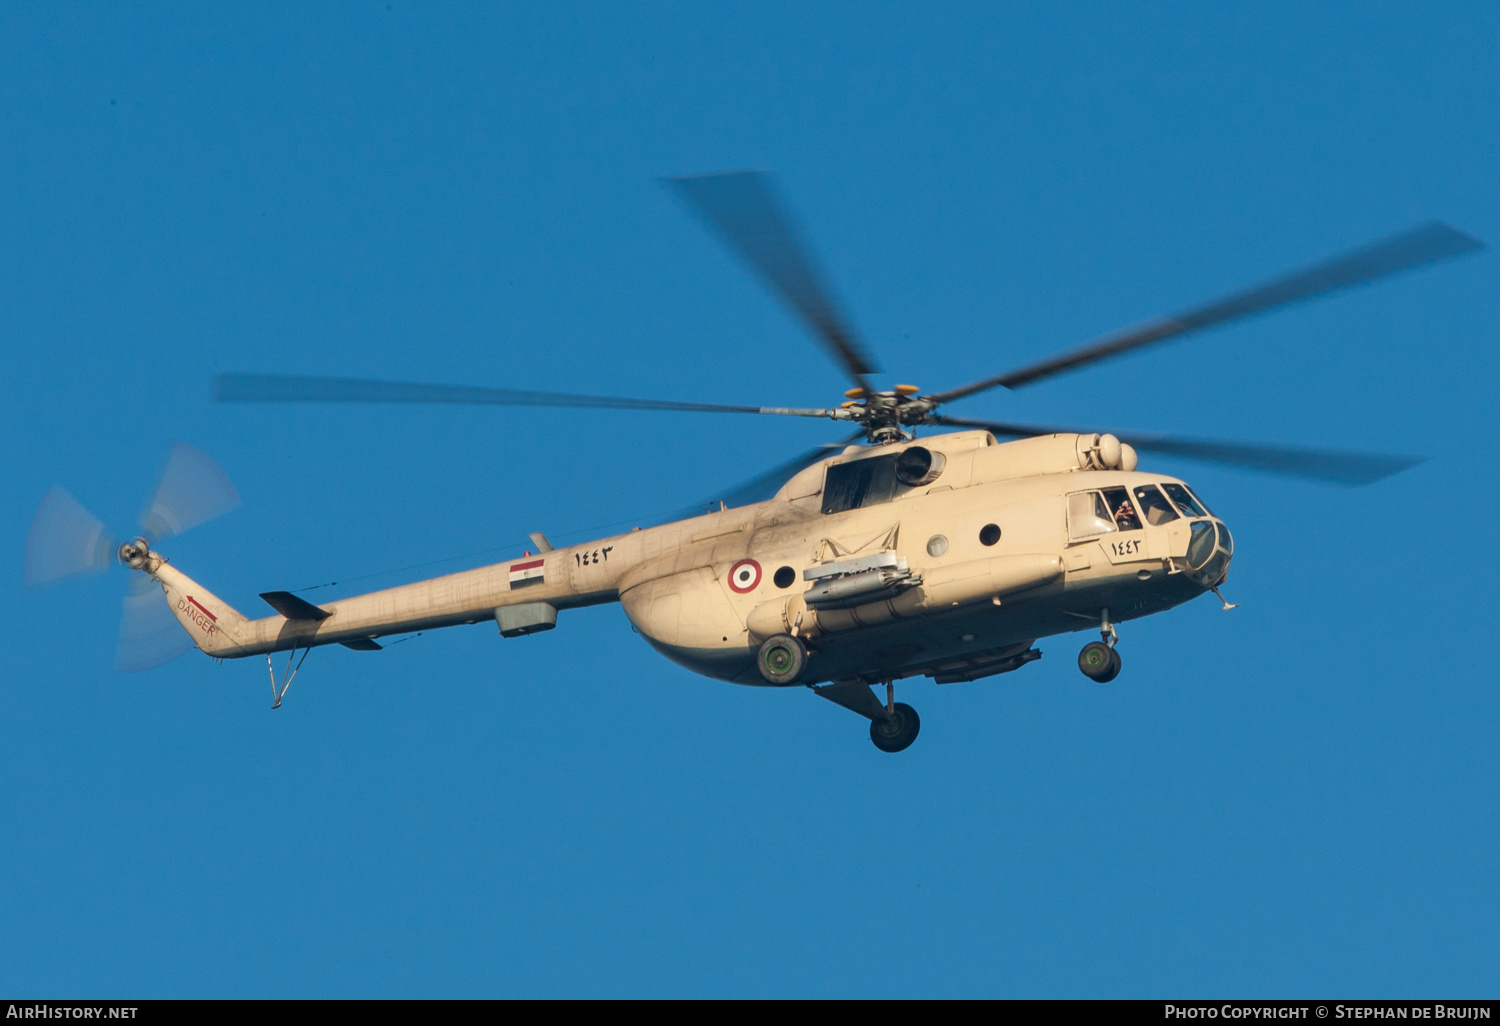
[1067,491,1118,542]
[1185,519,1232,587]
[1187,486,1215,517]
[1162,482,1208,518]
[1186,521,1217,568]
[821,454,905,514]
[1132,484,1179,526]
[1101,487,1141,530]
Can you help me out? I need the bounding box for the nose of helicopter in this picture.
[1183,518,1233,588]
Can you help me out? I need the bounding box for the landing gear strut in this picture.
[1078,608,1122,683]
[812,679,922,753]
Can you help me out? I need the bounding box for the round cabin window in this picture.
[774,566,796,589]
[979,523,1001,546]
[926,535,949,557]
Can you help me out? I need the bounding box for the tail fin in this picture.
[150,560,248,655]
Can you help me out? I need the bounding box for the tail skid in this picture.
[129,547,318,705]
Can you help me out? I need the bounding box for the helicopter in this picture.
[25,172,1483,752]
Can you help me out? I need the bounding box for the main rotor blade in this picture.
[707,432,865,509]
[932,416,1423,485]
[24,486,118,589]
[139,442,241,544]
[932,222,1484,402]
[663,171,878,392]
[213,374,838,420]
[115,576,193,673]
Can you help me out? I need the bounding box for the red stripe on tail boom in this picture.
[187,596,218,622]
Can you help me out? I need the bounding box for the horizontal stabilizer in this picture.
[260,590,332,621]
[340,638,382,651]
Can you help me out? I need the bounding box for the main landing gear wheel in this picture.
[1078,641,1121,683]
[757,633,808,685]
[870,702,921,753]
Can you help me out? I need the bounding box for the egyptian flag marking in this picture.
[509,558,545,588]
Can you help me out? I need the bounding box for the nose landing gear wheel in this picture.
[870,702,921,753]
[1078,641,1121,683]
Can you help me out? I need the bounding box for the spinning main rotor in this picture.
[213,171,1483,487]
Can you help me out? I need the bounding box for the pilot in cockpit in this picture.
[1102,486,1143,531]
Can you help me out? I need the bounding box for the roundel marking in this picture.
[728,559,762,594]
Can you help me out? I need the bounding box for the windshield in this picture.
[1162,482,1208,518]
[1132,484,1179,526]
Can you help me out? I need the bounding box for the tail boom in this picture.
[138,539,631,659]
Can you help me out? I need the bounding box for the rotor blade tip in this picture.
[140,443,241,542]
[115,581,193,672]
[1424,221,1485,250]
[24,486,116,588]
[661,169,766,184]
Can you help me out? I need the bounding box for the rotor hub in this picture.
[842,386,938,443]
[118,537,153,571]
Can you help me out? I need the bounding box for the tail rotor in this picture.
[24,442,241,672]
[23,487,118,589]
[139,442,241,544]
[116,574,195,672]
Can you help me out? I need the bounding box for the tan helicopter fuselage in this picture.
[143,430,1231,687]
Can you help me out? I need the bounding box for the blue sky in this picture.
[2,2,1497,997]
